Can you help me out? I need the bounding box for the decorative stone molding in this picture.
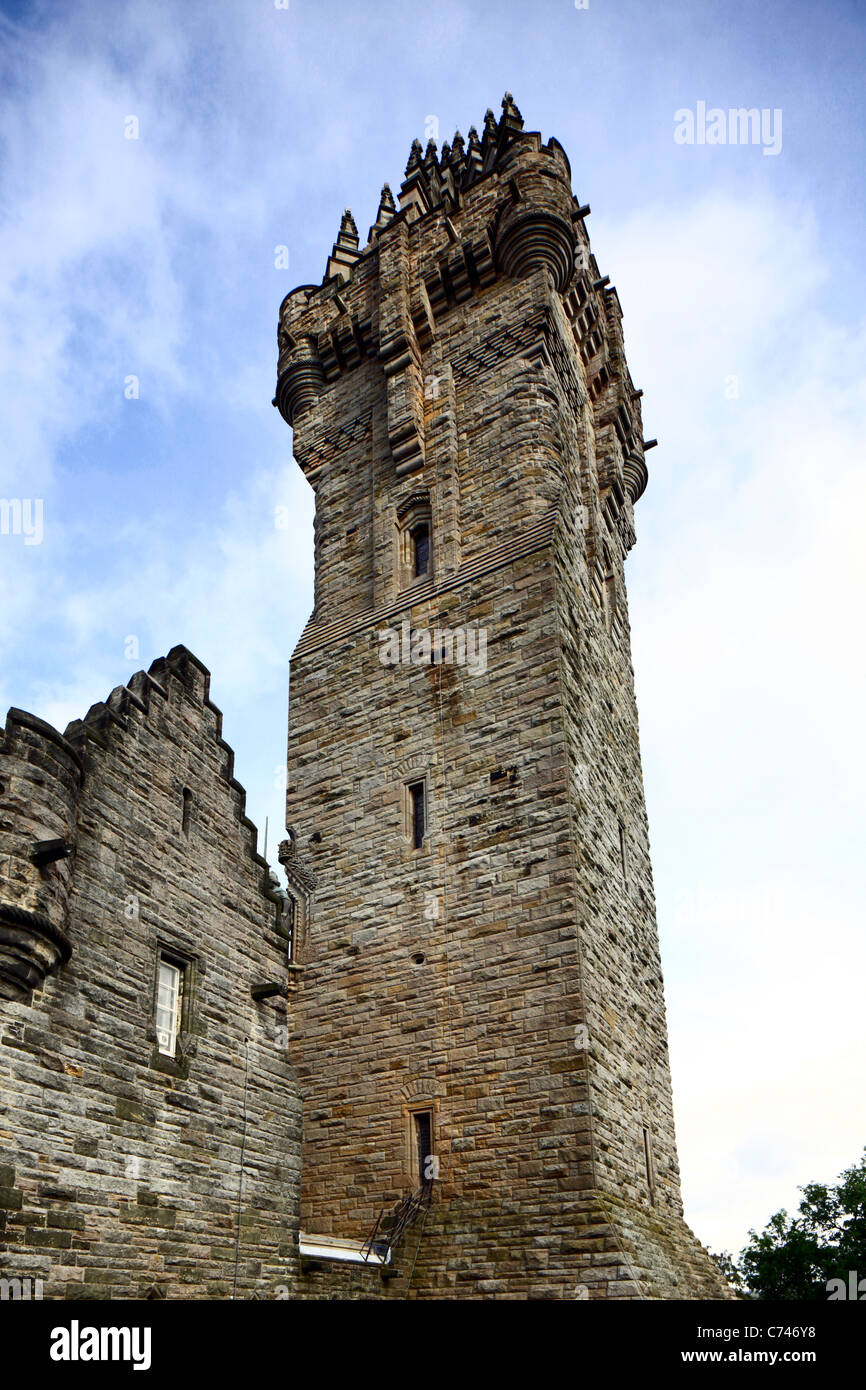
[623,453,649,504]
[495,205,576,293]
[274,356,325,427]
[0,902,72,1001]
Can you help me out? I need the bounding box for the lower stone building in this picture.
[0,647,301,1299]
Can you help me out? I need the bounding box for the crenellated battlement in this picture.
[274,95,652,645]
[275,95,586,431]
[274,95,647,499]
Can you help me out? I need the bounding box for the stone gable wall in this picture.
[0,649,301,1299]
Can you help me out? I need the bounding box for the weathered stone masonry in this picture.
[277,95,731,1298]
[0,648,301,1299]
[0,92,731,1303]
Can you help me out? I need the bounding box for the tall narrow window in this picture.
[182,787,192,837]
[643,1126,655,1202]
[413,1110,433,1185]
[602,546,617,633]
[411,522,430,578]
[285,893,296,963]
[156,958,183,1057]
[618,819,627,881]
[397,493,433,590]
[408,780,426,849]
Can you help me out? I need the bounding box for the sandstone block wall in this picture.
[278,96,731,1299]
[0,647,301,1299]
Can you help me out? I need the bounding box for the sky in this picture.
[0,0,863,1261]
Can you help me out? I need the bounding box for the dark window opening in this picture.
[643,1126,655,1201]
[618,819,627,881]
[182,787,192,837]
[285,894,296,963]
[603,546,616,632]
[604,572,616,626]
[409,781,426,849]
[411,523,430,578]
[414,1110,433,1185]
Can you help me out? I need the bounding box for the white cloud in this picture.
[1,0,863,1266]
[600,192,866,1250]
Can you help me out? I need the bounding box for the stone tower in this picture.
[276,95,729,1299]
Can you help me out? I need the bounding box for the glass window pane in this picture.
[156,960,181,1056]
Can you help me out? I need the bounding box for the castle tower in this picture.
[276,96,730,1299]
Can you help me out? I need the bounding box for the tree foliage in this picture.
[734,1149,866,1299]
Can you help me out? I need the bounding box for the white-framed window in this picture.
[156,958,183,1057]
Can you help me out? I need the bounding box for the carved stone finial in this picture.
[400,139,432,220]
[336,209,359,249]
[325,208,362,282]
[405,137,424,177]
[499,91,524,135]
[466,125,484,177]
[371,183,396,235]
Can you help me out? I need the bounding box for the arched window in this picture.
[396,492,433,589]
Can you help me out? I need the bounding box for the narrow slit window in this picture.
[602,546,616,632]
[285,894,296,963]
[643,1126,655,1200]
[413,1110,433,1185]
[156,959,183,1057]
[408,780,426,849]
[618,819,627,881]
[604,571,616,627]
[411,523,430,578]
[182,787,192,837]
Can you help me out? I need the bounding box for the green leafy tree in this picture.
[709,1248,744,1296]
[736,1149,866,1299]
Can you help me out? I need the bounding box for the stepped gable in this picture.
[0,644,302,1298]
[0,645,273,1004]
[63,643,270,880]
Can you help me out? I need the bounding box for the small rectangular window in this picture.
[408,780,426,849]
[156,959,183,1057]
[618,819,627,881]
